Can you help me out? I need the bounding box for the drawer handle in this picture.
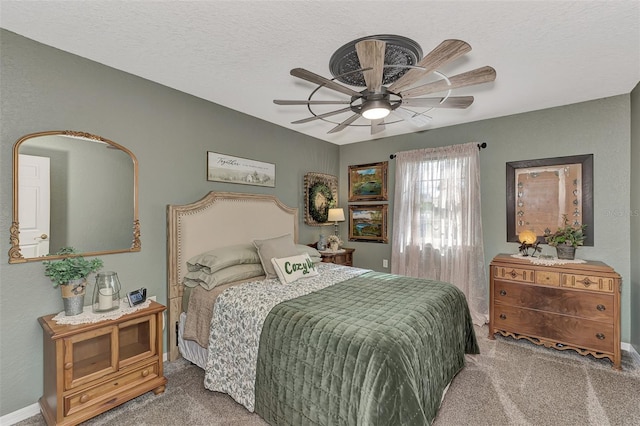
[596,304,606,311]
[79,394,89,404]
[142,369,150,377]
[64,362,73,370]
[596,333,605,340]
[499,290,507,296]
[499,314,507,320]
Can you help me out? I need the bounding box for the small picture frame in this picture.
[348,204,388,243]
[348,161,388,201]
[207,152,275,187]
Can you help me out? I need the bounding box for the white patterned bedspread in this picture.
[203,263,370,411]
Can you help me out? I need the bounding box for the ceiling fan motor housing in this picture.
[329,34,423,87]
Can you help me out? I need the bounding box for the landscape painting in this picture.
[348,204,388,243]
[348,161,388,201]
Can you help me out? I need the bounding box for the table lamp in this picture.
[328,208,345,236]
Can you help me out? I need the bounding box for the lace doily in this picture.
[510,253,586,266]
[52,299,152,325]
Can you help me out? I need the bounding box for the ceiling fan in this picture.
[274,35,496,135]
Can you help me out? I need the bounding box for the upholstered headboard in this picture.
[166,191,298,360]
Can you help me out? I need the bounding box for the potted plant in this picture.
[43,247,103,316]
[544,215,586,260]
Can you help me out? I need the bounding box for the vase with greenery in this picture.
[43,247,104,316]
[544,215,586,260]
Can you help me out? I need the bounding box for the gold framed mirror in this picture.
[9,130,140,263]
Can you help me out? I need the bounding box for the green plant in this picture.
[43,247,103,287]
[544,215,586,247]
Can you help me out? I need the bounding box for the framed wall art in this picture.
[348,161,388,201]
[207,152,275,187]
[506,154,593,245]
[348,204,388,243]
[304,172,338,226]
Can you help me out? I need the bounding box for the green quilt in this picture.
[255,271,479,425]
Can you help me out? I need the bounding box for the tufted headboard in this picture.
[166,191,298,360]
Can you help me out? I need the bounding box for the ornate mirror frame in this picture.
[9,130,140,263]
[506,154,594,246]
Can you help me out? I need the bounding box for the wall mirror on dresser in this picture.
[506,154,594,245]
[9,130,140,263]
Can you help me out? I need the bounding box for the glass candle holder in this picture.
[93,271,121,312]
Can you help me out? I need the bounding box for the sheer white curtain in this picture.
[391,143,488,325]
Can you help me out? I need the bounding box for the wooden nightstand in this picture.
[38,300,167,425]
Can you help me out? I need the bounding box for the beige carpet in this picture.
[17,325,640,426]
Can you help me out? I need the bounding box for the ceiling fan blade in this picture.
[291,107,353,124]
[391,108,433,127]
[355,39,386,93]
[274,100,351,105]
[389,39,471,93]
[371,118,385,135]
[401,66,497,98]
[290,68,362,97]
[401,96,474,109]
[328,114,360,134]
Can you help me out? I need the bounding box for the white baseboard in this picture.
[623,342,640,365]
[0,403,40,426]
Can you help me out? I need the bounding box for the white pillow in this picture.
[271,253,319,284]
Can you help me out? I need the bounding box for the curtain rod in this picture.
[389,142,487,159]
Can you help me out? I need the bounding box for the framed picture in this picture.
[304,172,338,226]
[207,152,275,187]
[506,154,593,245]
[348,204,388,243]
[348,161,388,201]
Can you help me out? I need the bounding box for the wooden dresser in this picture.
[38,301,167,425]
[489,254,621,369]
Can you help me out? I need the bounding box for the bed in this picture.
[167,191,479,425]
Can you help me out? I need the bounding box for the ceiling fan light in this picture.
[361,100,391,120]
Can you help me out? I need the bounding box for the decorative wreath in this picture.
[308,182,334,223]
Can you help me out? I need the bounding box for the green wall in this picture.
[631,81,640,355]
[1,29,637,418]
[339,95,633,343]
[0,30,339,416]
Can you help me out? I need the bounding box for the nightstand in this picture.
[38,300,167,425]
[308,242,355,266]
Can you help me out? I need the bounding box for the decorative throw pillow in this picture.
[186,244,261,274]
[183,263,265,290]
[253,234,298,279]
[271,253,319,284]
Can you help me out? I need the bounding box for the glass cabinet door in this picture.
[118,314,157,368]
[63,326,118,389]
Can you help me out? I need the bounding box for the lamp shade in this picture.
[328,208,345,222]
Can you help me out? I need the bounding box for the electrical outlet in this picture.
[382,259,389,268]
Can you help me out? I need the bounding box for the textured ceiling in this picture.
[1,1,639,145]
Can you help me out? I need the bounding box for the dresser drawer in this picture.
[493,305,614,353]
[493,266,535,283]
[493,281,614,321]
[535,271,560,287]
[64,361,159,416]
[562,274,616,293]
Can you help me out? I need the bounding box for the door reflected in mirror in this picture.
[10,131,140,263]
